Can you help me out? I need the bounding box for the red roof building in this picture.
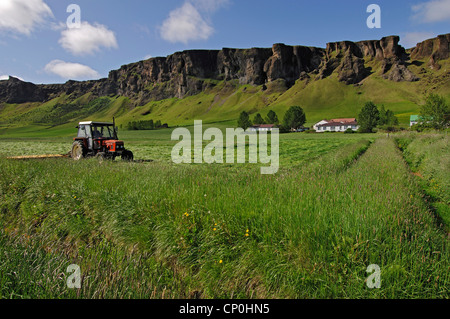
[249,124,276,131]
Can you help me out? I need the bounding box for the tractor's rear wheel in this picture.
[121,150,134,162]
[71,141,86,161]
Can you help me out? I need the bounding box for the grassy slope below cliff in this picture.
[118,57,449,127]
[0,58,448,133]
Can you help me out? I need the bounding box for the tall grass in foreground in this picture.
[0,138,448,298]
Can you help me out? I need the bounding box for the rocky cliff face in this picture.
[1,34,448,105]
[410,34,450,70]
[0,76,47,104]
[0,76,110,104]
[107,44,323,102]
[321,36,418,83]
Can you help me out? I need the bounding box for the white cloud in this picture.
[0,0,53,35]
[44,60,99,80]
[412,0,450,23]
[143,55,153,60]
[159,2,215,44]
[59,22,118,56]
[50,21,67,32]
[401,32,436,48]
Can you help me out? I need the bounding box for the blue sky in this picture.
[0,0,449,84]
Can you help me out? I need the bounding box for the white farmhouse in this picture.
[313,120,329,131]
[249,124,276,132]
[314,118,359,133]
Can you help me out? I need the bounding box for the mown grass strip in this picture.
[394,133,450,230]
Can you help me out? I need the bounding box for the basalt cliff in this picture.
[1,34,449,106]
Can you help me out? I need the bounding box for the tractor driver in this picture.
[93,127,103,138]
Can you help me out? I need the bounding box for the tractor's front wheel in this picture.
[71,141,86,161]
[121,150,134,162]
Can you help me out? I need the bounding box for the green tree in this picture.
[127,121,138,130]
[148,119,154,130]
[266,110,279,125]
[358,102,380,133]
[385,109,399,126]
[237,111,252,130]
[420,93,449,129]
[283,106,306,131]
[378,105,387,125]
[253,113,265,125]
[378,105,399,126]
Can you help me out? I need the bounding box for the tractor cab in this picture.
[71,120,133,161]
[77,122,117,150]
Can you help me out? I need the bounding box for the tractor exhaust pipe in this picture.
[113,117,118,139]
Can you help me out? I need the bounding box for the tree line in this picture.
[358,93,449,132]
[357,102,399,133]
[238,107,307,132]
[127,120,165,130]
[238,103,404,134]
[415,94,449,131]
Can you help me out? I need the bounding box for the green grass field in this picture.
[0,129,448,299]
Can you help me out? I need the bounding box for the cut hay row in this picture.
[6,154,69,160]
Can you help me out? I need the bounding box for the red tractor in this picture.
[71,119,133,161]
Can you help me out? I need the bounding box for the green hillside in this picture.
[0,57,449,134]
